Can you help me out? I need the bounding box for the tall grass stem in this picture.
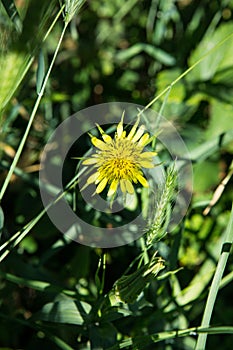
[195,202,233,350]
[0,22,68,202]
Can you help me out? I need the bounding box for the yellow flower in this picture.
[81,113,157,200]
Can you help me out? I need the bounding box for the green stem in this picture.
[0,21,68,202]
[195,202,233,350]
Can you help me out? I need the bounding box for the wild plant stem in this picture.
[0,21,68,203]
[195,202,233,350]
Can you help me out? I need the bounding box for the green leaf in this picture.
[156,68,185,102]
[193,161,219,193]
[186,129,233,163]
[188,22,233,81]
[33,298,92,325]
[205,99,233,139]
[174,258,215,306]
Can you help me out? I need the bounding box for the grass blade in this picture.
[195,202,233,350]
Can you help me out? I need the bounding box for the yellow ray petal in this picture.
[139,160,155,168]
[96,124,113,144]
[124,179,135,194]
[87,172,100,184]
[132,125,145,142]
[127,116,140,140]
[83,157,98,165]
[117,111,125,138]
[102,134,113,143]
[96,177,108,193]
[91,137,108,150]
[96,123,105,134]
[120,179,126,193]
[137,133,150,147]
[108,179,119,197]
[136,174,149,187]
[140,151,157,158]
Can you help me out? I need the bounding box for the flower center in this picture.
[113,158,131,169]
[100,157,139,181]
[97,138,142,181]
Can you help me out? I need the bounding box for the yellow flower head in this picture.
[82,113,157,200]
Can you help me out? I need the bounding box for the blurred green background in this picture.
[0,0,233,349]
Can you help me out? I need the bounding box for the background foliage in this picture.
[0,0,233,349]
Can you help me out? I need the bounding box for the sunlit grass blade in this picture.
[195,202,233,350]
[107,326,233,350]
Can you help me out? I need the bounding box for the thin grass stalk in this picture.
[195,202,233,350]
[0,17,68,203]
